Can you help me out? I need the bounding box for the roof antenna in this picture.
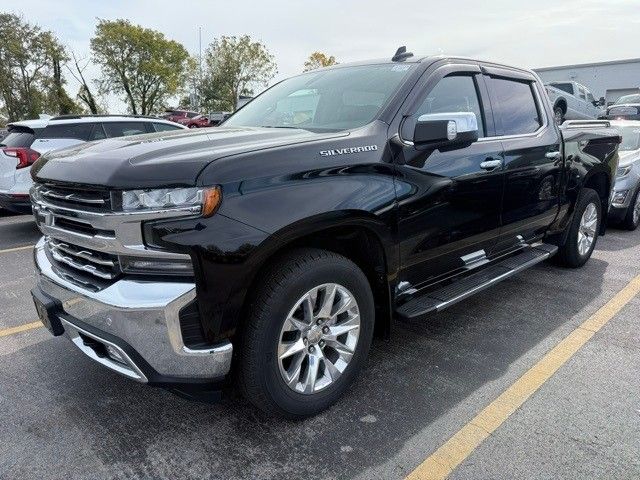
[392,46,413,62]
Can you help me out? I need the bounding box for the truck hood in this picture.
[32,126,347,188]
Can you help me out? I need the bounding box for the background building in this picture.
[535,58,640,105]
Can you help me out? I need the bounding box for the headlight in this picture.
[121,186,221,217]
[612,190,629,206]
[616,165,632,177]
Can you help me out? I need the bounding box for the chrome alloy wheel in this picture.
[277,283,360,394]
[578,202,598,256]
[633,193,640,225]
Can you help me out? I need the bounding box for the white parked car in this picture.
[545,81,605,124]
[0,115,187,213]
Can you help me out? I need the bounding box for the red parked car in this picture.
[176,114,212,128]
[161,109,199,123]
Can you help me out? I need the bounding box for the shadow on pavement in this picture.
[0,256,609,479]
[593,227,639,252]
[0,214,40,249]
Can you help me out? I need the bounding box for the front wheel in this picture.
[554,188,602,268]
[238,248,375,418]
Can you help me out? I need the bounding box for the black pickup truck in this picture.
[30,48,620,418]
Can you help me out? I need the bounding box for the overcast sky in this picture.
[10,0,640,113]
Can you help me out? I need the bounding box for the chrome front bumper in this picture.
[34,238,233,383]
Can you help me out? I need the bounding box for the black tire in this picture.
[621,188,640,231]
[553,106,565,125]
[554,188,601,268]
[238,248,375,419]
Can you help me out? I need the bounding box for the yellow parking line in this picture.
[406,274,640,480]
[0,321,43,338]
[0,244,34,254]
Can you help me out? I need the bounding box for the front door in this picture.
[394,69,505,288]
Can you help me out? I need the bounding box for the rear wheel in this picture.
[621,188,640,231]
[238,248,374,418]
[555,188,601,268]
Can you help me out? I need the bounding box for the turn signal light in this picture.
[202,186,222,218]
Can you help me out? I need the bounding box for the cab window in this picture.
[402,75,486,139]
[486,77,541,136]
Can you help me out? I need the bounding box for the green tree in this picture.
[200,35,277,111]
[303,51,337,72]
[0,13,79,120]
[90,19,192,115]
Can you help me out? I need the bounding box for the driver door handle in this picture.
[480,158,503,170]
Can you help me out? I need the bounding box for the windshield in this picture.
[618,126,640,151]
[615,94,640,105]
[225,64,416,132]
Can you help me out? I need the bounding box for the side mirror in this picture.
[598,97,606,107]
[413,112,479,149]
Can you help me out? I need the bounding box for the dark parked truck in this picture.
[30,49,620,418]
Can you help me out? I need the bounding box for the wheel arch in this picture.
[554,98,567,114]
[237,212,397,341]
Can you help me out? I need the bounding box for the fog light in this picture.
[612,190,629,206]
[119,256,194,276]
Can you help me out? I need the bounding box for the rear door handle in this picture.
[480,158,503,170]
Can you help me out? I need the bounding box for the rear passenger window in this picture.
[153,122,183,132]
[40,123,93,141]
[486,78,541,136]
[103,122,148,138]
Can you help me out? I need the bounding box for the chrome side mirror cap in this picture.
[413,112,479,148]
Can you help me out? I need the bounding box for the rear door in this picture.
[394,64,506,286]
[483,68,562,253]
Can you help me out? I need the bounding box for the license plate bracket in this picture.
[31,288,64,336]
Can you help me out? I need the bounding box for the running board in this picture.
[395,244,558,321]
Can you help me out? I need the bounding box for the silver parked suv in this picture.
[0,115,186,214]
[609,120,640,230]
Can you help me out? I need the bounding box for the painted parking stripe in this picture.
[406,274,640,480]
[0,245,34,254]
[0,321,43,338]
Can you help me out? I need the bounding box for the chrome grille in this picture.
[38,184,111,211]
[32,181,195,292]
[46,237,120,281]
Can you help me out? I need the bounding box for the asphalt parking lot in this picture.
[1,213,639,480]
